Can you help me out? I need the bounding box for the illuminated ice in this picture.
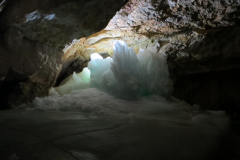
[57,40,172,97]
[55,67,90,95]
[88,54,113,88]
[16,41,230,157]
[91,53,103,60]
[76,67,91,83]
[88,41,172,98]
[18,40,230,146]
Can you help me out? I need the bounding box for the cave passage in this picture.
[1,41,236,160]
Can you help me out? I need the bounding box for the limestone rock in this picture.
[63,0,240,66]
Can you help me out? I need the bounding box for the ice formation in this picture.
[55,68,90,95]
[56,40,172,98]
[19,40,229,138]
[88,41,172,98]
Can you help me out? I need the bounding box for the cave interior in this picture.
[0,0,240,160]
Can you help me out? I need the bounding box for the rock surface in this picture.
[63,0,240,65]
[0,0,127,108]
[0,27,62,108]
[62,0,240,58]
[0,0,128,48]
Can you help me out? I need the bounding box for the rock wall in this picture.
[63,0,240,63]
[0,26,62,108]
[0,0,127,108]
[173,69,240,120]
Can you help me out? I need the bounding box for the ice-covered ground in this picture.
[0,93,234,160]
[2,41,236,160]
[12,85,232,160]
[19,87,229,132]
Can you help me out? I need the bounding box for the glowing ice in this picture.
[91,53,103,60]
[18,41,230,149]
[56,40,172,97]
[76,68,91,83]
[88,54,113,88]
[55,67,90,95]
[88,41,172,98]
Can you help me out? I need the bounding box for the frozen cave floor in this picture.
[0,88,240,160]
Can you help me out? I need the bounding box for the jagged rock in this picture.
[55,59,89,86]
[0,0,8,13]
[0,0,128,48]
[0,0,127,108]
[63,0,240,67]
[0,36,62,108]
[168,26,240,76]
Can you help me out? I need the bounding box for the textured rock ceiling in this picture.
[0,0,128,48]
[63,0,240,65]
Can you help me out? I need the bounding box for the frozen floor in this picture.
[0,88,240,160]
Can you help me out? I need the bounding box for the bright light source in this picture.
[54,67,91,95]
[78,67,91,83]
[91,53,103,60]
